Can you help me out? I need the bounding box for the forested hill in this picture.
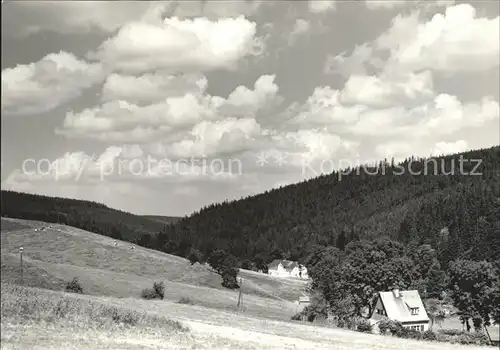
[2,147,499,271]
[141,215,181,225]
[157,146,500,268]
[0,191,166,242]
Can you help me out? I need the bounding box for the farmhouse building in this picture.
[485,325,499,346]
[370,289,430,331]
[267,260,308,279]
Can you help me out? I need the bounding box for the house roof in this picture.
[485,325,500,342]
[299,296,310,303]
[378,290,429,323]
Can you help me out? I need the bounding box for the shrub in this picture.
[291,306,318,322]
[153,282,165,300]
[377,317,393,334]
[405,329,423,340]
[291,294,328,323]
[64,277,83,294]
[141,288,157,300]
[106,306,139,326]
[447,332,489,345]
[438,328,463,336]
[291,312,305,321]
[378,319,404,336]
[422,330,438,341]
[356,318,373,333]
[141,281,165,300]
[178,297,194,305]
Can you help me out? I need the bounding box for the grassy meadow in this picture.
[2,283,494,350]
[1,217,493,349]
[0,217,306,320]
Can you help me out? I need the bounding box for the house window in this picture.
[420,325,424,331]
[410,307,419,315]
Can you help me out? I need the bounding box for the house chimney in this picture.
[393,289,400,298]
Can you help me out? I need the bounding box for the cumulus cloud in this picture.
[344,94,498,137]
[56,74,280,143]
[100,72,208,104]
[287,19,311,45]
[365,0,406,10]
[155,117,263,159]
[3,1,157,36]
[284,78,499,140]
[324,43,382,77]
[1,51,103,116]
[431,140,468,156]
[308,0,336,13]
[88,16,263,74]
[5,1,266,37]
[327,4,499,76]
[365,0,455,11]
[339,70,435,108]
[2,146,242,188]
[380,4,499,73]
[375,141,415,161]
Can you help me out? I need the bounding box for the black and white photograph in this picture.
[1,0,499,349]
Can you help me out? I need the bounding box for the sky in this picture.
[1,0,499,216]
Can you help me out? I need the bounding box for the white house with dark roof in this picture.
[267,259,308,279]
[370,289,430,332]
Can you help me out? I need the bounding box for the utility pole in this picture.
[237,277,243,309]
[19,246,24,285]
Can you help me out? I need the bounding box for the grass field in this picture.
[1,283,493,350]
[1,217,489,349]
[0,217,307,320]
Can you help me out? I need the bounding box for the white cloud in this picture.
[431,140,468,156]
[290,86,365,127]
[101,73,208,104]
[2,145,243,190]
[199,0,264,18]
[1,51,103,116]
[288,19,311,46]
[365,0,407,10]
[5,1,266,37]
[375,141,416,161]
[4,1,158,36]
[308,0,337,13]
[159,118,263,159]
[56,75,280,143]
[88,16,262,74]
[329,4,498,76]
[379,4,499,73]
[365,0,455,11]
[339,70,435,108]
[324,43,380,77]
[284,78,499,140]
[224,74,280,115]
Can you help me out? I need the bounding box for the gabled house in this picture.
[485,325,499,346]
[267,259,308,279]
[370,289,430,331]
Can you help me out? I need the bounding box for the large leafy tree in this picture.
[425,298,447,330]
[189,248,240,289]
[448,259,496,330]
[311,238,419,317]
